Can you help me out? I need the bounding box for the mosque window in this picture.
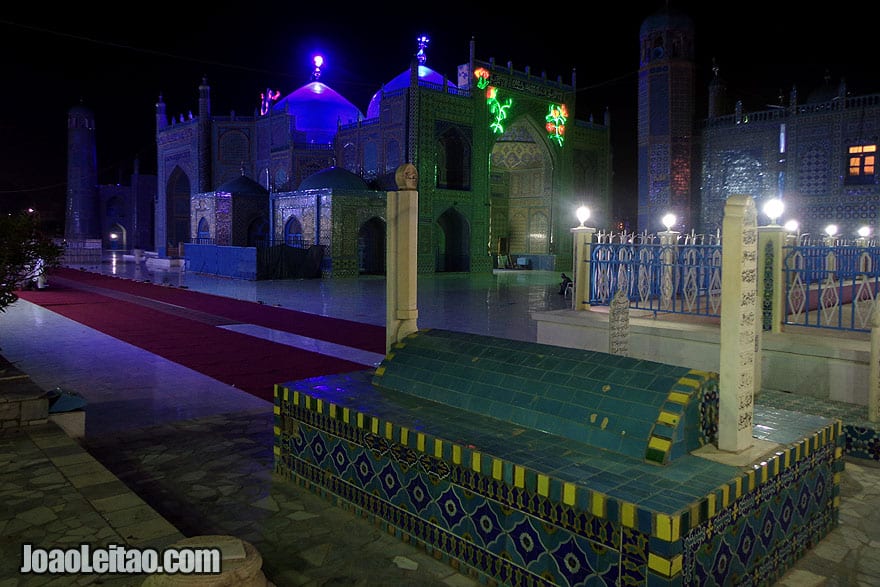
[436,127,471,191]
[847,144,876,184]
[285,216,304,247]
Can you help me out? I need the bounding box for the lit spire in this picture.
[416,35,429,66]
[312,55,324,81]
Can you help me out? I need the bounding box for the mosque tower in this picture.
[65,101,101,241]
[637,6,696,232]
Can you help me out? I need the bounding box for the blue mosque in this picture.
[64,6,880,277]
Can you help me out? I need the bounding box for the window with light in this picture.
[847,144,876,183]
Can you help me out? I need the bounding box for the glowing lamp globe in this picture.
[763,198,784,224]
[825,224,838,237]
[661,213,676,232]
[575,206,590,227]
[783,220,799,233]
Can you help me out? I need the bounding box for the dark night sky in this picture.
[1,3,876,227]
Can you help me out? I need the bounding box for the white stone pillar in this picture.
[386,164,420,353]
[719,195,759,453]
[757,225,786,333]
[570,226,596,311]
[870,304,880,423]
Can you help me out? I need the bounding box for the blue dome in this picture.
[366,65,456,119]
[216,175,268,197]
[299,166,369,191]
[272,81,364,143]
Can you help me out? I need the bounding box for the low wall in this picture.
[185,243,257,280]
[532,308,871,407]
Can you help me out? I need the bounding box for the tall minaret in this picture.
[65,101,100,241]
[198,76,212,192]
[637,6,695,232]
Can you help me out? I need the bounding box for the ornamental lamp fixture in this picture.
[576,206,590,227]
[762,198,784,225]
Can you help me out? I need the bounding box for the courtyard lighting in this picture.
[824,224,838,237]
[575,206,590,227]
[783,220,799,233]
[762,198,784,225]
[858,226,871,238]
[661,213,676,232]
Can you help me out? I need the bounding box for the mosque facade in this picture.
[151,38,612,277]
[65,10,880,271]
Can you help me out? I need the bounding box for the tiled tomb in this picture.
[274,329,843,585]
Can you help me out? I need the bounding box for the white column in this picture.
[386,164,420,353]
[658,230,679,311]
[570,226,595,311]
[719,195,759,453]
[870,304,880,423]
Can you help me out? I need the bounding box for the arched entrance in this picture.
[435,208,470,272]
[107,223,126,251]
[247,216,269,247]
[358,217,386,275]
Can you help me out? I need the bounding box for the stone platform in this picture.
[275,329,843,585]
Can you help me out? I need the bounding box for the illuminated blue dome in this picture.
[273,81,363,143]
[366,64,456,119]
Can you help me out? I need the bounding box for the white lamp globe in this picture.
[575,206,590,227]
[661,213,676,232]
[858,226,871,238]
[783,220,799,233]
[825,224,838,237]
[763,199,784,224]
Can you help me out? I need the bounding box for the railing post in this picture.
[870,304,880,423]
[757,225,786,333]
[570,225,596,311]
[659,230,680,310]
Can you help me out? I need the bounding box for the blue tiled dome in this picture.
[366,64,456,119]
[272,82,364,144]
[216,175,268,197]
[299,166,369,191]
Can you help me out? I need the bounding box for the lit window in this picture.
[848,144,876,176]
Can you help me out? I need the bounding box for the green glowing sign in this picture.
[546,103,568,147]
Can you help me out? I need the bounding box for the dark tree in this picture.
[0,211,63,312]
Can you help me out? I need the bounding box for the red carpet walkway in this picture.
[16,269,386,403]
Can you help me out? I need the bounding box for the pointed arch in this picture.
[358,216,386,275]
[435,207,470,272]
[436,126,471,190]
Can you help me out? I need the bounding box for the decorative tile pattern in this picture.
[275,337,844,586]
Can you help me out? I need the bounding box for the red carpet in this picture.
[16,278,379,403]
[47,267,386,354]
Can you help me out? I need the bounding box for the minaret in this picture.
[198,77,212,192]
[707,59,728,119]
[65,101,100,241]
[637,6,695,232]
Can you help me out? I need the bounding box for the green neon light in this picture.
[474,67,512,134]
[546,103,568,146]
[487,87,513,134]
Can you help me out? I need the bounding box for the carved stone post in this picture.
[386,164,420,353]
[570,225,596,311]
[719,195,760,453]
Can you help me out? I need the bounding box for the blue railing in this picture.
[783,244,880,331]
[586,233,880,332]
[590,237,723,317]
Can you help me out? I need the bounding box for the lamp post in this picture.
[659,213,679,311]
[824,224,838,281]
[570,206,595,311]
[762,198,784,226]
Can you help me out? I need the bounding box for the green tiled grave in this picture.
[373,329,719,465]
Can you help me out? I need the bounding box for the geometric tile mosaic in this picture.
[275,331,844,586]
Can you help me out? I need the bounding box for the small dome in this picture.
[299,167,369,191]
[272,81,364,143]
[216,175,268,197]
[366,64,456,119]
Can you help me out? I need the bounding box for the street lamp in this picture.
[661,213,676,232]
[762,199,784,225]
[576,205,590,227]
[824,224,838,238]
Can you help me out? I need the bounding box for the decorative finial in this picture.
[312,55,324,81]
[416,35,430,66]
[712,58,719,78]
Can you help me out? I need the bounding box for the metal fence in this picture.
[586,231,880,332]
